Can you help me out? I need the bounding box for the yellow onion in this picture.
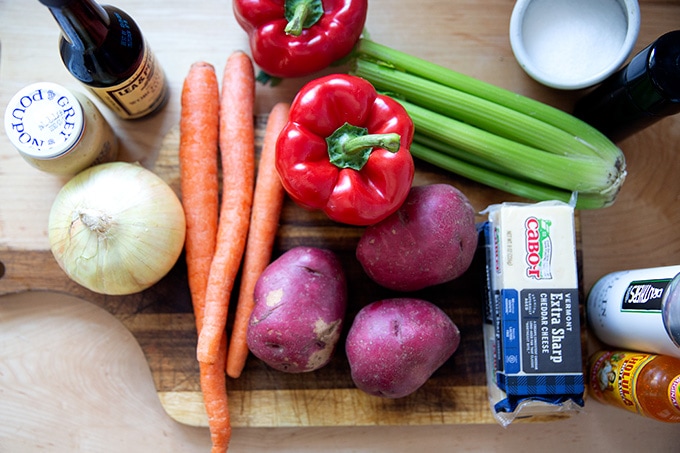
[48,162,186,295]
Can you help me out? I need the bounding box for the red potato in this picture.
[356,183,478,291]
[247,246,347,373]
[345,298,460,398]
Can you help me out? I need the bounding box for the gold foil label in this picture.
[89,44,167,119]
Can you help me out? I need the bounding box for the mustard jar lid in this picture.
[4,82,85,160]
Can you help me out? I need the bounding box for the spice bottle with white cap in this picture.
[4,82,119,175]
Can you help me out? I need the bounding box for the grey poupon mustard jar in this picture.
[4,82,118,175]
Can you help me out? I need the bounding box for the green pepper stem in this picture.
[284,0,324,36]
[326,123,402,171]
[343,133,401,155]
[285,3,309,35]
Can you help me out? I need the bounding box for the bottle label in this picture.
[622,278,671,312]
[89,43,168,119]
[588,351,655,415]
[670,375,680,412]
[587,266,680,358]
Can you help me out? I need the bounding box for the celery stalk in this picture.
[351,38,627,207]
[413,132,533,180]
[410,139,614,210]
[354,58,595,159]
[355,38,621,165]
[399,99,619,194]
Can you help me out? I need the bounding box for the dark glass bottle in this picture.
[573,30,680,142]
[39,0,168,120]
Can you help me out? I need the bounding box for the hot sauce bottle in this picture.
[38,0,168,120]
[588,350,680,423]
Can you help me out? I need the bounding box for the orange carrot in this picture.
[179,61,231,453]
[226,102,290,379]
[179,61,219,331]
[201,333,230,453]
[197,51,256,365]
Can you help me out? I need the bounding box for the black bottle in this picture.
[573,30,680,142]
[39,0,169,120]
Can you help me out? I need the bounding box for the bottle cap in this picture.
[4,82,85,160]
[646,30,680,111]
[663,272,680,349]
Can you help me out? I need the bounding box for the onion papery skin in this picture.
[48,162,187,295]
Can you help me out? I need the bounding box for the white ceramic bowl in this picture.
[509,0,640,90]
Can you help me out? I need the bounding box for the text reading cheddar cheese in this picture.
[480,200,585,426]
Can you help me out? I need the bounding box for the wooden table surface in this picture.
[1,0,680,451]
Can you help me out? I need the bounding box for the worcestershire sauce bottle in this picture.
[39,0,169,120]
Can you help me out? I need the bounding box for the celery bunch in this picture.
[351,39,626,209]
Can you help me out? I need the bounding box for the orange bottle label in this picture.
[670,374,680,412]
[588,351,655,415]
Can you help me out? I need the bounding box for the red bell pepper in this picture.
[276,74,415,226]
[233,0,367,79]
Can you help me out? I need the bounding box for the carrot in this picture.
[226,102,290,379]
[179,61,219,331]
[179,61,231,453]
[201,333,230,453]
[197,51,256,365]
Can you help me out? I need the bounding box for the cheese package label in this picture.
[481,201,584,423]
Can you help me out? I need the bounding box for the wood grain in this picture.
[0,291,212,451]
[0,117,537,427]
[1,0,679,436]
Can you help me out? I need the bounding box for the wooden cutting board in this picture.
[0,115,581,428]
